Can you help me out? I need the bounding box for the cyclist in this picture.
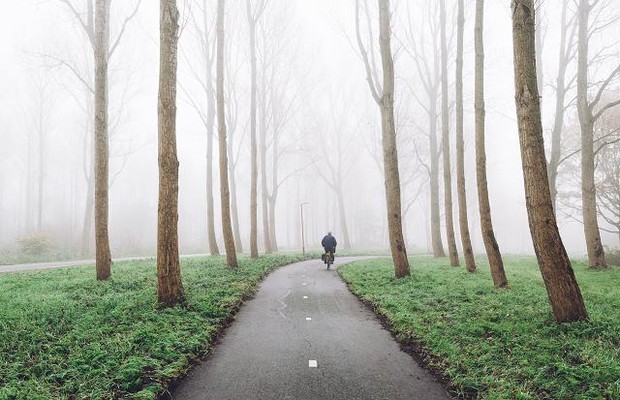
[321,232,337,265]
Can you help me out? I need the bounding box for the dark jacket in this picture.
[321,234,337,252]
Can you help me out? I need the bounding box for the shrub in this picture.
[16,233,53,258]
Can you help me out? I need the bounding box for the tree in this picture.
[94,0,112,280]
[576,0,619,268]
[595,141,620,241]
[546,0,577,212]
[217,0,238,268]
[440,0,459,266]
[246,0,268,258]
[157,0,184,306]
[53,0,141,263]
[309,99,357,251]
[182,0,220,256]
[355,0,410,278]
[405,2,445,258]
[475,0,508,288]
[511,0,588,322]
[455,0,476,272]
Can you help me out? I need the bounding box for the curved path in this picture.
[173,257,452,400]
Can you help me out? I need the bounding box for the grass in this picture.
[338,256,620,399]
[0,253,307,399]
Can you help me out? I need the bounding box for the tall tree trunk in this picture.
[547,1,571,213]
[259,70,272,253]
[456,0,476,272]
[206,105,220,255]
[511,0,588,322]
[247,0,259,258]
[228,135,243,253]
[269,124,279,251]
[430,100,445,258]
[37,106,44,231]
[157,0,184,306]
[217,0,238,268]
[475,0,508,288]
[202,0,220,256]
[337,188,352,250]
[199,1,220,256]
[440,0,459,266]
[94,0,112,281]
[81,173,94,255]
[577,0,607,268]
[25,134,33,232]
[378,0,410,278]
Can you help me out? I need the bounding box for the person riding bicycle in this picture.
[321,232,337,262]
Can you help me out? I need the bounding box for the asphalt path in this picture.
[0,253,208,274]
[172,257,452,400]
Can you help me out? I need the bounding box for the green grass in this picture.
[0,253,307,399]
[339,256,620,400]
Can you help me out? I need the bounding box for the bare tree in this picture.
[217,0,238,268]
[455,0,476,272]
[308,100,358,251]
[182,0,220,256]
[596,141,620,241]
[53,0,141,266]
[224,36,245,253]
[157,0,184,306]
[404,2,446,258]
[547,0,577,212]
[246,0,268,258]
[355,0,410,277]
[475,0,508,288]
[511,0,588,322]
[576,0,620,268]
[94,0,112,280]
[440,0,459,266]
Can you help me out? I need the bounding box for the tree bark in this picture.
[456,0,476,272]
[378,0,410,278]
[157,0,184,306]
[247,0,260,258]
[228,131,244,253]
[511,0,589,322]
[475,0,508,288]
[430,96,445,258]
[577,0,607,268]
[259,66,273,253]
[440,0,459,266]
[94,0,112,281]
[217,0,238,268]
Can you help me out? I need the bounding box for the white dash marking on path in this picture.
[302,282,306,286]
[303,296,308,299]
[309,360,318,368]
[306,317,312,321]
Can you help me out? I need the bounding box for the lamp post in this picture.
[300,202,309,255]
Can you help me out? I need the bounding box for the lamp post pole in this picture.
[300,202,309,255]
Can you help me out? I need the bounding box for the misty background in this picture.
[0,0,618,262]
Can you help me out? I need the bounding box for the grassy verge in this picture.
[338,256,620,400]
[0,253,307,399]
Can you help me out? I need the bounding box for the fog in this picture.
[0,0,618,263]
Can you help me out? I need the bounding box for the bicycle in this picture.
[323,251,334,270]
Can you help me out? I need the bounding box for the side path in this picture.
[0,253,209,274]
[172,257,452,400]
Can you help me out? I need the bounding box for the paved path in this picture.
[173,257,452,400]
[0,254,208,274]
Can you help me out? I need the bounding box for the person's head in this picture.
[327,231,332,236]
